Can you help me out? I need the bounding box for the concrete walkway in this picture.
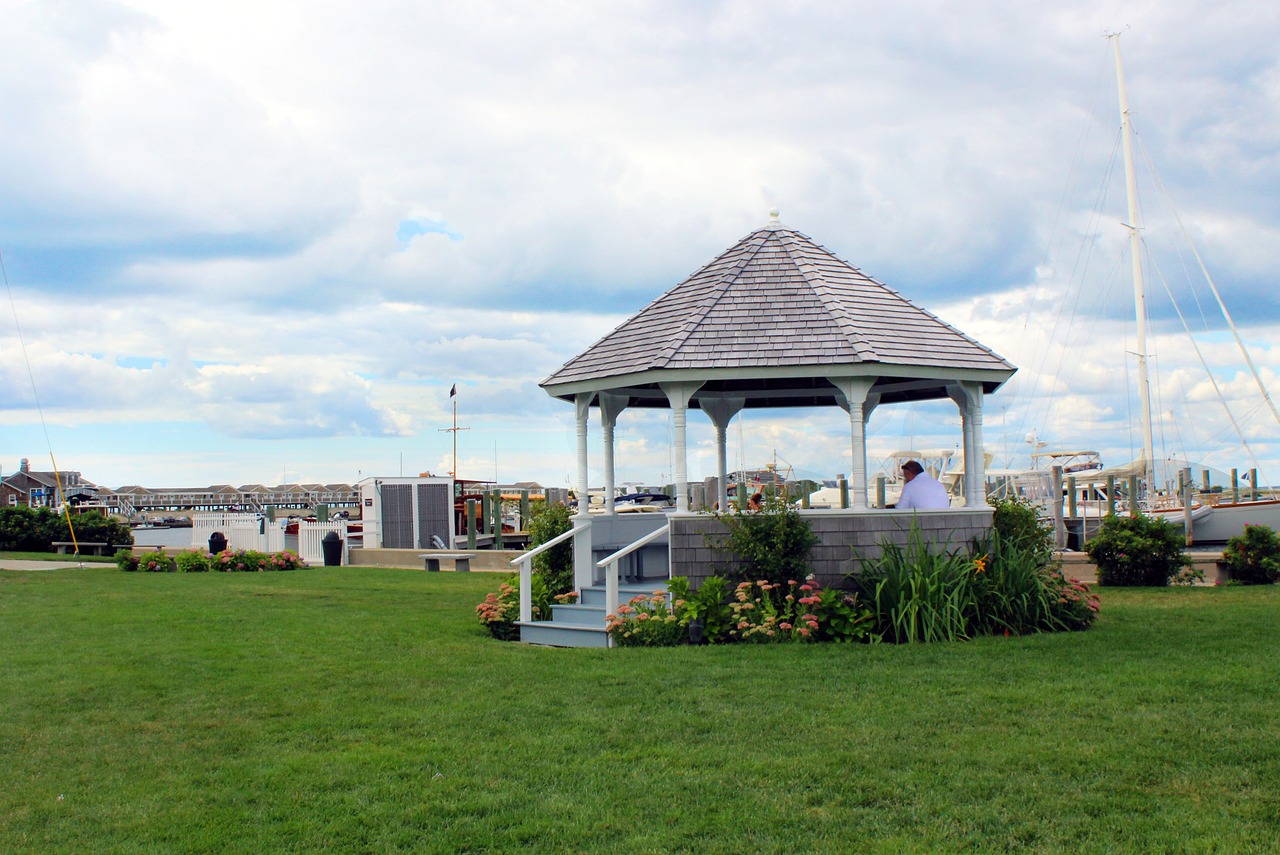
[0,559,104,571]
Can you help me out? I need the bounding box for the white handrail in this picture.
[508,523,588,624]
[596,523,670,643]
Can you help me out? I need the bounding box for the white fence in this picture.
[296,520,350,565]
[191,513,355,564]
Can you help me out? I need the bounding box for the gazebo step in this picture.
[517,621,610,648]
[577,581,669,607]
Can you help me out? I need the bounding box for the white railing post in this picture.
[572,514,594,591]
[518,556,533,623]
[604,557,619,630]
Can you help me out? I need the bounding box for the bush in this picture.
[118,548,304,573]
[117,548,175,572]
[0,506,62,551]
[854,524,976,643]
[1086,514,1191,586]
[175,550,212,573]
[1222,524,1280,585]
[528,501,574,597]
[710,498,818,583]
[989,496,1054,564]
[668,576,733,644]
[56,511,134,548]
[970,531,1099,634]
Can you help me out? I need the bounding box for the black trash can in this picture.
[209,531,228,554]
[321,531,343,566]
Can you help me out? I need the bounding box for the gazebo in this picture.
[522,214,1017,644]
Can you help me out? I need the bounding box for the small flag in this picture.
[449,384,457,397]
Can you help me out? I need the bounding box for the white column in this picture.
[574,392,594,514]
[948,382,986,506]
[700,396,746,511]
[660,381,704,513]
[573,392,595,591]
[598,392,628,515]
[968,382,986,505]
[833,378,878,509]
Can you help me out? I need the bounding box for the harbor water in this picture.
[132,527,199,549]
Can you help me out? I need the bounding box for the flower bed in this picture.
[117,548,306,573]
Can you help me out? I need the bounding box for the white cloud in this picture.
[2,0,1279,488]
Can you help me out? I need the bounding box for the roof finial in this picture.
[765,208,783,230]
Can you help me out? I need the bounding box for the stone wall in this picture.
[670,508,994,590]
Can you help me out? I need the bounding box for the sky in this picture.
[2,0,1279,492]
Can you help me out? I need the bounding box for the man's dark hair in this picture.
[901,460,924,476]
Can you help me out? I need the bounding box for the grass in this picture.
[2,567,1278,853]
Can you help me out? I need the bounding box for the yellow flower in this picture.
[973,555,988,574]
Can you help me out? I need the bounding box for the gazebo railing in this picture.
[595,523,671,633]
[508,522,589,623]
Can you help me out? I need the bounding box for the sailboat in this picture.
[1101,34,1280,543]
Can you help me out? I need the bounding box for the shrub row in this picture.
[0,507,134,552]
[117,548,306,573]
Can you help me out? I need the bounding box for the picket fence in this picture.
[190,513,352,565]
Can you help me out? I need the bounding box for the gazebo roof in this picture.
[541,218,1015,409]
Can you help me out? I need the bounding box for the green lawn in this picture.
[1,566,1277,853]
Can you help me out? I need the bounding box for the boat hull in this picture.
[1186,499,1280,544]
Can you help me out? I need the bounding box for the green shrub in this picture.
[0,506,62,551]
[57,511,134,548]
[1222,524,1280,585]
[528,501,574,597]
[989,496,1054,563]
[1086,514,1190,586]
[209,549,304,572]
[667,576,732,643]
[970,531,1099,634]
[711,498,818,582]
[117,548,175,573]
[175,550,212,573]
[855,523,976,643]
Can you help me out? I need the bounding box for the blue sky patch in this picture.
[397,219,464,249]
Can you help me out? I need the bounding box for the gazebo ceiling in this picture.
[541,217,1017,407]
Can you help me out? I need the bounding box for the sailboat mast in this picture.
[1112,34,1157,487]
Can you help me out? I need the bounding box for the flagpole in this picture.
[440,384,466,479]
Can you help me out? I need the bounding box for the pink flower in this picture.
[637,613,650,621]
[779,622,793,630]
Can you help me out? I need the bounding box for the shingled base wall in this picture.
[670,508,994,590]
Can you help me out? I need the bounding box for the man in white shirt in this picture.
[896,460,951,510]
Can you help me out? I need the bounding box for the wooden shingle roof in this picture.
[542,219,1015,408]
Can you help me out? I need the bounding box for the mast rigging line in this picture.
[1136,133,1280,438]
[1,249,81,554]
[1141,229,1268,484]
